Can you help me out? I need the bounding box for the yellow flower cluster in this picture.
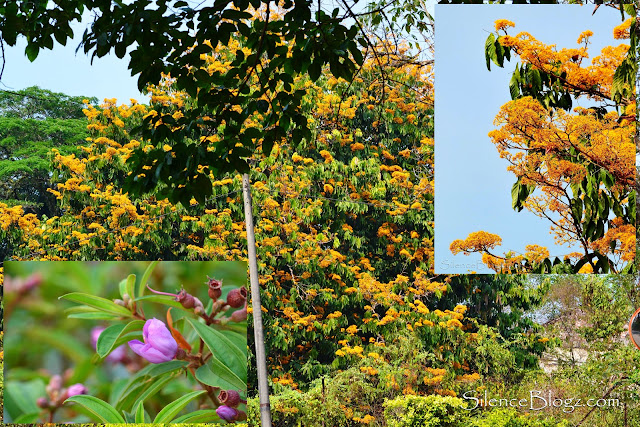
[494,19,515,32]
[450,231,502,255]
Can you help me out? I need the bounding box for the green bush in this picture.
[470,409,571,427]
[247,388,350,427]
[383,395,468,427]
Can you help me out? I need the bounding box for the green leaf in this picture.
[485,33,496,70]
[59,293,132,316]
[96,320,145,358]
[570,198,583,222]
[135,294,184,309]
[14,412,41,423]
[172,409,221,423]
[493,39,504,67]
[221,330,248,357]
[309,60,322,81]
[192,173,213,204]
[125,274,136,300]
[135,402,146,423]
[186,318,247,380]
[195,362,247,391]
[138,261,159,299]
[64,395,126,423]
[25,43,39,62]
[509,66,520,100]
[66,306,121,320]
[585,221,595,239]
[113,360,188,408]
[511,181,522,211]
[129,372,177,412]
[153,390,207,423]
[5,380,45,421]
[529,68,541,90]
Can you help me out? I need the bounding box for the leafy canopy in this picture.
[0,0,368,204]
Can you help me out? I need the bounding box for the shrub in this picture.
[383,395,468,427]
[470,409,571,427]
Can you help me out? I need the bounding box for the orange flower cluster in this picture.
[451,18,635,273]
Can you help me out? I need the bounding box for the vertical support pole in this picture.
[242,173,272,427]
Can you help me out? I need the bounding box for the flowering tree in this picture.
[0,0,371,203]
[451,8,636,274]
[0,28,554,412]
[0,87,96,221]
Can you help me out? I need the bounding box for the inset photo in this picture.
[2,261,247,424]
[434,4,635,274]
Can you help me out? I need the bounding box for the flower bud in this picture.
[207,276,223,301]
[37,397,49,408]
[47,375,63,394]
[128,318,178,364]
[235,410,247,421]
[123,293,134,310]
[216,405,239,422]
[176,289,196,309]
[114,299,125,306]
[66,383,87,397]
[22,273,42,292]
[230,305,247,322]
[218,390,241,407]
[226,287,247,308]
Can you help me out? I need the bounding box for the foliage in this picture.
[0,0,371,202]
[3,4,637,426]
[383,395,468,427]
[540,274,636,354]
[3,261,247,424]
[0,27,564,426]
[0,87,96,224]
[450,6,636,273]
[470,409,571,427]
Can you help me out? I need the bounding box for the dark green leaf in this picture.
[25,44,39,62]
[485,33,496,70]
[186,318,247,380]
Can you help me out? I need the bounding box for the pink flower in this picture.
[128,318,178,364]
[66,383,87,397]
[216,405,239,422]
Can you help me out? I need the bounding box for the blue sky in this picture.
[434,4,623,273]
[1,14,148,104]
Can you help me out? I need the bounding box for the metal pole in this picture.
[242,173,272,427]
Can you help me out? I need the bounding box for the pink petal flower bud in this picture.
[216,405,239,422]
[128,318,178,364]
[66,383,87,397]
